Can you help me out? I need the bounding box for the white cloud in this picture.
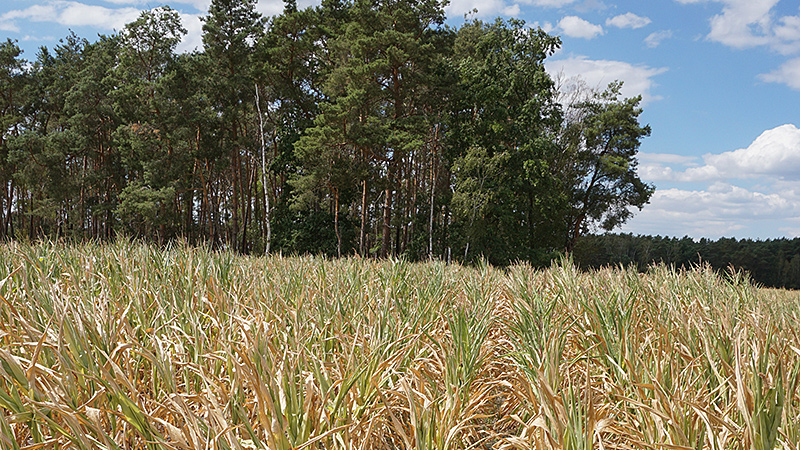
[573,0,607,13]
[706,0,778,49]
[641,125,800,183]
[0,20,19,32]
[645,30,673,48]
[445,0,577,19]
[703,124,800,179]
[255,0,288,18]
[0,1,293,53]
[654,184,794,219]
[677,0,800,55]
[100,0,151,4]
[620,183,800,239]
[0,0,303,35]
[606,12,651,29]
[177,13,204,53]
[1,1,141,31]
[546,55,667,104]
[760,57,800,90]
[445,0,512,18]
[530,0,579,6]
[21,34,57,42]
[638,152,698,165]
[446,0,578,16]
[558,16,604,39]
[534,21,556,34]
[503,4,522,16]
[629,124,800,238]
[774,15,800,42]
[102,0,212,11]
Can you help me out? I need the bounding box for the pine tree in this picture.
[202,0,266,251]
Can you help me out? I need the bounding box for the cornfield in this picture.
[1,240,798,449]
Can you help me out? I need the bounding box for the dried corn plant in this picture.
[0,241,799,450]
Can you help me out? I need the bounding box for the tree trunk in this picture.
[1,181,7,238]
[429,162,436,259]
[381,184,393,258]
[566,212,586,254]
[255,83,271,254]
[334,188,341,258]
[241,163,254,253]
[360,179,367,256]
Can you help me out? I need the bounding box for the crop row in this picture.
[0,241,798,449]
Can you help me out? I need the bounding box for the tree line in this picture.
[574,233,800,289]
[0,0,654,266]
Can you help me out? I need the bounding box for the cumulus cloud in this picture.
[445,0,513,18]
[656,184,793,218]
[0,20,19,32]
[638,152,698,165]
[100,0,151,4]
[445,1,586,22]
[640,125,800,183]
[529,0,579,6]
[645,30,673,48]
[557,16,604,39]
[256,0,290,18]
[706,0,778,49]
[774,16,800,43]
[177,13,204,53]
[759,57,800,90]
[606,12,651,29]
[1,1,141,31]
[101,0,212,11]
[628,124,800,238]
[675,0,800,90]
[533,21,557,34]
[678,0,800,55]
[546,55,667,104]
[704,124,800,179]
[0,0,305,53]
[621,183,800,238]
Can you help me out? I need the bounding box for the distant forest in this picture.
[574,233,800,290]
[0,0,656,265]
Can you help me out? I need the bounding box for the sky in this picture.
[2,0,800,241]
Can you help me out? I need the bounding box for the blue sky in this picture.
[2,0,800,240]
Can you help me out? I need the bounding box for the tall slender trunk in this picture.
[28,192,34,239]
[429,166,436,259]
[334,188,341,258]
[255,83,271,254]
[360,179,367,256]
[0,185,4,239]
[429,124,440,259]
[159,202,166,246]
[231,150,241,250]
[230,123,241,250]
[1,181,7,238]
[185,191,193,242]
[381,181,393,258]
[7,182,14,238]
[197,158,214,245]
[241,163,254,253]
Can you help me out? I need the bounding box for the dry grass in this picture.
[0,240,798,449]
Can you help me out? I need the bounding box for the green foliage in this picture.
[574,233,800,290]
[0,39,27,238]
[448,19,566,265]
[0,0,660,271]
[561,82,655,251]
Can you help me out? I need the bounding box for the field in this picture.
[1,241,799,450]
